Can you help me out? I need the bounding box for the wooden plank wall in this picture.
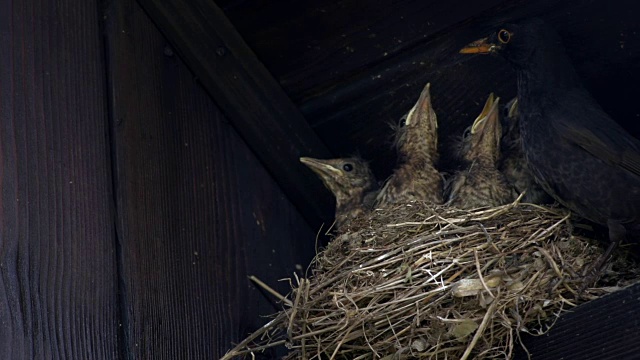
[136,0,335,228]
[0,0,120,358]
[104,0,317,358]
[0,0,318,358]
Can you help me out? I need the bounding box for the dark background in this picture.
[219,0,640,179]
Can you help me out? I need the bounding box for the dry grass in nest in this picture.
[222,199,639,360]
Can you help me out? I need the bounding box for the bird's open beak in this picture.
[471,93,495,134]
[507,98,519,118]
[405,83,432,126]
[470,95,502,156]
[486,97,501,130]
[300,157,342,178]
[459,37,498,54]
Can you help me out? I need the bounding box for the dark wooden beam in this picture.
[0,0,119,357]
[216,0,640,181]
[515,282,640,359]
[217,0,505,104]
[104,1,318,356]
[135,0,334,227]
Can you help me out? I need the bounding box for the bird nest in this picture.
[222,199,639,360]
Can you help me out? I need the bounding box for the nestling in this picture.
[447,94,515,208]
[375,83,444,207]
[300,156,378,229]
[461,17,640,258]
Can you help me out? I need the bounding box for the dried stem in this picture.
[223,202,639,360]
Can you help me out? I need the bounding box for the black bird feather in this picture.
[499,97,553,204]
[461,17,640,247]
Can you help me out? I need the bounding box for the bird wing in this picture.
[374,177,394,207]
[362,190,380,209]
[445,172,466,205]
[550,90,640,177]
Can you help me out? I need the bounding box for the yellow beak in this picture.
[459,37,498,54]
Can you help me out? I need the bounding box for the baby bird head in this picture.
[500,97,520,151]
[458,93,502,165]
[393,83,439,164]
[300,156,377,205]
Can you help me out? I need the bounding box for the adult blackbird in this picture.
[499,97,553,204]
[460,18,640,250]
[375,83,444,207]
[300,156,378,229]
[448,93,515,208]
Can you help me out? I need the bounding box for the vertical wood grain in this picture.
[0,0,120,358]
[135,0,335,228]
[105,0,317,357]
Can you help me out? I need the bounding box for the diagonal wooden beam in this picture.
[515,282,640,359]
[136,0,334,227]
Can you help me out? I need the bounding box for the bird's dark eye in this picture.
[399,117,406,127]
[343,163,353,172]
[498,29,512,44]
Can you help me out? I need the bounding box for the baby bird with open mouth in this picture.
[447,94,515,209]
[375,82,444,207]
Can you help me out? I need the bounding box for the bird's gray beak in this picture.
[460,37,499,54]
[405,82,432,126]
[300,157,342,178]
[470,95,502,158]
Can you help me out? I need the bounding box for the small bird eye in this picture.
[399,117,406,127]
[462,127,472,140]
[343,163,353,172]
[498,29,511,44]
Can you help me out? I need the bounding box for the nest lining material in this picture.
[222,199,639,360]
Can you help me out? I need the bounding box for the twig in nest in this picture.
[461,294,501,360]
[220,312,287,360]
[249,275,293,307]
[223,202,639,360]
[475,250,496,299]
[288,278,305,338]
